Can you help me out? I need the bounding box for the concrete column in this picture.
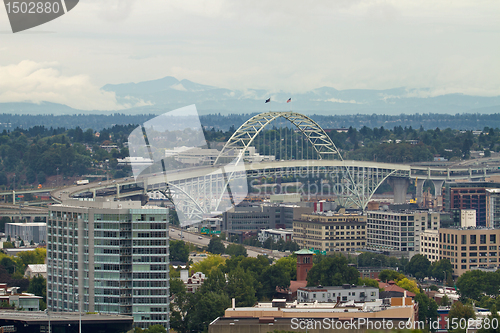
[388,177,410,204]
[432,180,444,197]
[416,179,426,205]
[116,184,120,197]
[12,190,15,204]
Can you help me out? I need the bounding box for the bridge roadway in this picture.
[50,158,500,219]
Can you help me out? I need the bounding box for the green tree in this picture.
[448,301,475,333]
[169,240,189,262]
[200,267,226,294]
[37,171,46,184]
[378,269,405,281]
[261,265,290,300]
[226,266,257,307]
[191,291,230,333]
[357,277,380,289]
[407,254,431,280]
[207,237,225,255]
[441,294,451,306]
[275,255,297,281]
[225,244,247,258]
[430,259,453,282]
[144,325,167,333]
[0,216,11,232]
[306,255,359,287]
[170,285,195,333]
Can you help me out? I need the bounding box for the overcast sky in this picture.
[0,0,499,110]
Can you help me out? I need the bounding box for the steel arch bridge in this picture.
[214,112,342,164]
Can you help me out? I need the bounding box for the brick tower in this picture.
[295,249,314,281]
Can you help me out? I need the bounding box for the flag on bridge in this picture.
[265,98,271,103]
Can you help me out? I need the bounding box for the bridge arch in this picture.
[214,112,343,165]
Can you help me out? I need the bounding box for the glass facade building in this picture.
[47,200,169,329]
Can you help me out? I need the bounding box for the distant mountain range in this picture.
[2,76,500,115]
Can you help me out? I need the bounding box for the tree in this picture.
[456,270,494,301]
[306,255,359,287]
[190,255,226,275]
[170,285,195,333]
[144,325,167,333]
[441,294,451,306]
[225,244,247,258]
[430,259,453,281]
[357,277,380,289]
[226,267,257,307]
[407,254,431,280]
[37,171,46,184]
[170,278,185,296]
[261,265,290,299]
[275,255,297,281]
[191,291,230,333]
[200,267,226,294]
[0,216,11,232]
[396,278,420,295]
[207,237,225,255]
[169,240,189,262]
[378,269,405,282]
[448,301,475,333]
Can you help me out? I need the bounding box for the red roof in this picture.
[378,281,416,297]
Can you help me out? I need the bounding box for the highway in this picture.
[168,226,287,260]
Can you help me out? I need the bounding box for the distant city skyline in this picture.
[0,0,499,110]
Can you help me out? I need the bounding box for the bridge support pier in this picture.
[432,180,444,197]
[416,179,426,206]
[12,190,15,205]
[388,177,410,204]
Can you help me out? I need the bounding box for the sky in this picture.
[0,0,499,110]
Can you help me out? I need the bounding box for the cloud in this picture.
[0,60,150,110]
[326,98,362,104]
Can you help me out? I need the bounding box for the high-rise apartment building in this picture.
[47,199,169,329]
[486,189,500,228]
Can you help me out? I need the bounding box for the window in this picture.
[461,235,467,244]
[470,246,477,251]
[462,265,467,269]
[470,235,476,244]
[480,235,487,244]
[491,235,496,244]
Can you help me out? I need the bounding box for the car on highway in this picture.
[198,236,202,239]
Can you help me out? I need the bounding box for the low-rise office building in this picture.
[209,297,417,333]
[297,285,379,303]
[366,210,441,257]
[439,227,500,276]
[293,209,366,252]
[224,204,312,231]
[257,229,293,243]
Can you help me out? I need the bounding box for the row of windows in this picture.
[441,233,498,245]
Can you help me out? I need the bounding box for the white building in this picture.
[24,264,47,279]
[461,209,477,227]
[420,229,439,262]
[258,229,293,243]
[297,285,379,303]
[0,283,41,311]
[5,223,46,244]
